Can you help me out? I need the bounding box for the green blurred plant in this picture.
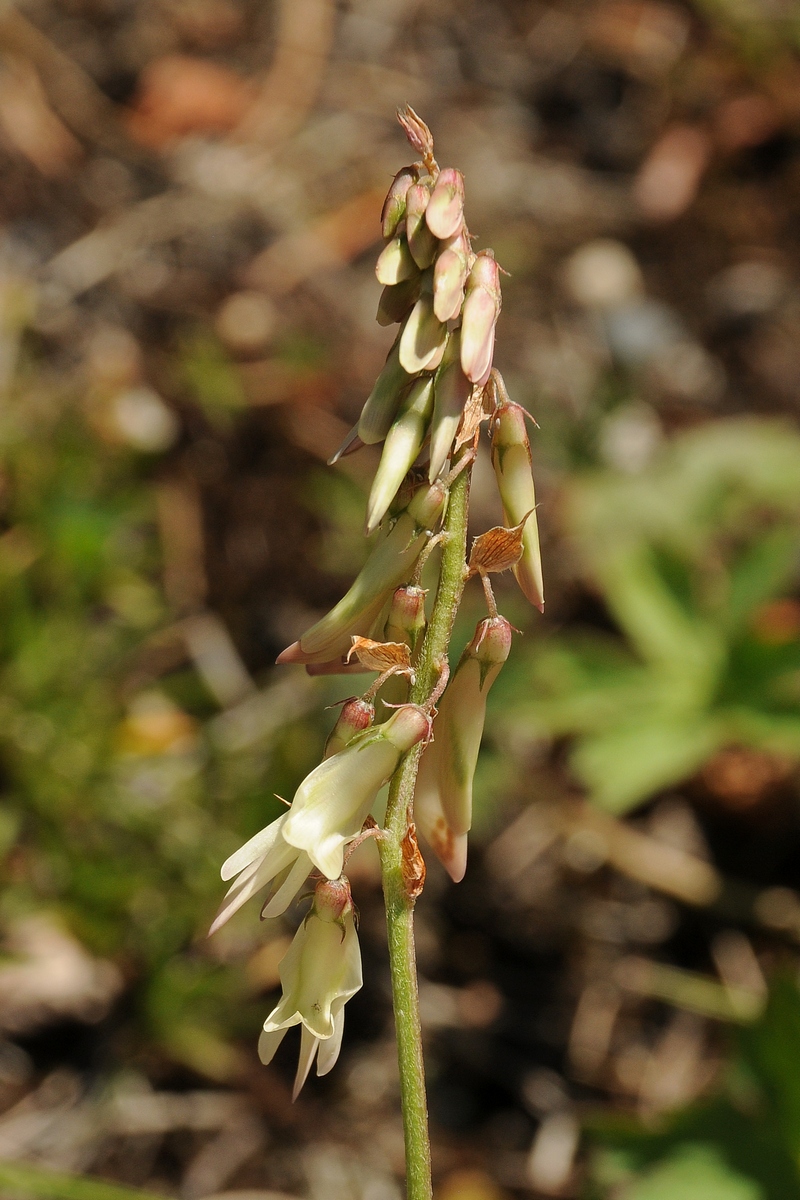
[497,420,800,813]
[586,976,800,1200]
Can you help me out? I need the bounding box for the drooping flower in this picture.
[283,704,430,879]
[209,811,314,935]
[259,876,363,1099]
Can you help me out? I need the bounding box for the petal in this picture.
[258,1025,288,1065]
[460,289,497,384]
[209,844,296,935]
[221,812,288,881]
[293,1025,321,1101]
[316,1002,346,1077]
[261,851,313,919]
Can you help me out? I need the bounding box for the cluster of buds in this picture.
[212,108,544,1097]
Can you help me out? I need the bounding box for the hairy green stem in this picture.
[379,463,472,1200]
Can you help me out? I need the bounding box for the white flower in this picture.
[282,704,429,879]
[258,877,362,1099]
[209,812,313,935]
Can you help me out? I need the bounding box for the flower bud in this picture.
[490,401,544,611]
[366,376,435,533]
[258,876,362,1098]
[406,183,438,269]
[385,585,427,651]
[283,704,430,878]
[277,481,446,665]
[358,334,414,445]
[377,275,421,327]
[429,329,471,480]
[399,293,448,374]
[425,168,465,239]
[375,235,418,286]
[414,616,512,880]
[381,165,419,240]
[432,230,470,323]
[312,875,353,923]
[324,697,375,758]
[460,252,502,385]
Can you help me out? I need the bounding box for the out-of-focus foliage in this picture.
[587,977,800,1199]
[497,420,800,813]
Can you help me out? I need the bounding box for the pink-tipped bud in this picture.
[358,334,414,445]
[429,329,471,480]
[376,235,418,286]
[313,875,354,922]
[433,230,470,323]
[425,168,465,239]
[377,276,421,326]
[460,251,502,385]
[406,183,438,269]
[324,697,375,758]
[385,585,427,651]
[383,703,431,753]
[381,165,419,240]
[490,399,544,611]
[399,294,448,374]
[414,616,512,877]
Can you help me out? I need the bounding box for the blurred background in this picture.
[2,0,800,1198]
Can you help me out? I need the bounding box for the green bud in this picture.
[381,165,420,240]
[366,376,435,534]
[376,235,418,286]
[406,183,438,269]
[399,292,448,374]
[277,482,447,665]
[377,275,421,327]
[384,585,427,651]
[429,329,471,480]
[490,401,544,611]
[358,334,415,445]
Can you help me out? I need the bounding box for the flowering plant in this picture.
[211,108,543,1200]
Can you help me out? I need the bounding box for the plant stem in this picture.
[380,462,472,1200]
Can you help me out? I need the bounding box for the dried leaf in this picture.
[468,513,533,577]
[347,636,412,674]
[401,823,427,900]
